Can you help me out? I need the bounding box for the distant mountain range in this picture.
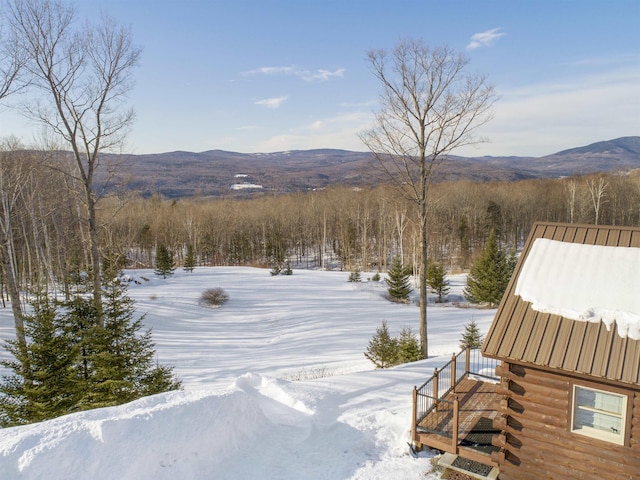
[112,136,640,198]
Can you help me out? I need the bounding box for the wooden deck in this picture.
[415,377,501,466]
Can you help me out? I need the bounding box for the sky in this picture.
[0,0,638,157]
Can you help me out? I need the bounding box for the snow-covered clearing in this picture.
[0,267,496,479]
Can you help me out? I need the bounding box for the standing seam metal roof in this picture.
[482,222,640,386]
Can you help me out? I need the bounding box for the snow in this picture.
[229,183,263,190]
[515,238,640,340]
[0,267,496,479]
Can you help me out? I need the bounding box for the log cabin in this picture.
[482,222,640,480]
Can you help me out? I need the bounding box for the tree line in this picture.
[3,151,639,306]
[100,169,640,272]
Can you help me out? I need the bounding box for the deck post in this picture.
[433,368,439,410]
[451,353,457,393]
[452,394,460,453]
[411,386,418,445]
[465,346,471,378]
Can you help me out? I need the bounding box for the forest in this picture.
[2,144,639,301]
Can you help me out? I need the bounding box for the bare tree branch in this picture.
[7,0,141,326]
[360,39,496,357]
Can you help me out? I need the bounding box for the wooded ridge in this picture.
[104,136,640,198]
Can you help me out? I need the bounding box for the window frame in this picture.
[570,383,628,446]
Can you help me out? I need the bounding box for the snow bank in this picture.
[515,238,640,339]
[0,368,441,480]
[0,267,497,479]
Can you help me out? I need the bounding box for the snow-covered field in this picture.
[0,267,496,479]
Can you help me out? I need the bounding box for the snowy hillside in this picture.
[0,267,496,479]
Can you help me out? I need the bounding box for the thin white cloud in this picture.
[243,65,345,82]
[306,111,372,132]
[467,28,505,50]
[247,66,296,76]
[305,68,346,81]
[310,120,323,131]
[568,52,639,69]
[455,63,640,157]
[255,96,288,109]
[253,111,373,152]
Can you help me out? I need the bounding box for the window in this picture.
[572,385,627,445]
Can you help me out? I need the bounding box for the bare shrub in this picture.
[282,366,335,381]
[199,288,229,307]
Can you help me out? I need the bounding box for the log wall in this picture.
[493,363,640,480]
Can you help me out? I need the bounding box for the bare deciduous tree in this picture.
[360,40,495,357]
[0,15,23,99]
[7,0,141,326]
[0,10,25,353]
[0,140,31,353]
[565,178,578,223]
[587,176,608,226]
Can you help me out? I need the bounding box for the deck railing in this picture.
[412,347,499,442]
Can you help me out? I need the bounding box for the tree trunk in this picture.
[86,193,104,327]
[0,231,27,355]
[419,201,428,358]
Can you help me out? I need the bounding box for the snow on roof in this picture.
[515,238,640,340]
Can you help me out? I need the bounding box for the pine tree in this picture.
[464,230,512,307]
[0,293,82,426]
[270,263,282,276]
[385,257,412,303]
[59,284,99,388]
[426,262,450,303]
[183,244,196,273]
[0,280,181,426]
[80,277,181,408]
[459,318,484,349]
[155,244,175,278]
[364,321,398,368]
[348,269,361,282]
[507,247,518,274]
[282,261,293,275]
[397,327,423,364]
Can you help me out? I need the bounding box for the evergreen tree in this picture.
[459,318,484,349]
[57,278,101,391]
[348,269,361,282]
[0,293,81,426]
[154,244,175,278]
[270,263,282,276]
[364,321,398,368]
[183,244,196,273]
[0,279,181,426]
[282,261,293,275]
[102,251,127,279]
[80,278,181,408]
[385,257,412,303]
[507,247,518,274]
[464,230,512,307]
[397,327,423,364]
[426,262,450,303]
